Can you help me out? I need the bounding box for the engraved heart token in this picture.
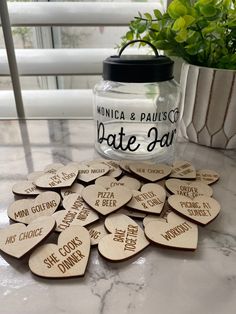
[145,212,198,250]
[82,185,132,215]
[119,207,147,219]
[29,225,90,278]
[98,214,150,261]
[88,220,108,246]
[77,163,110,183]
[168,195,221,225]
[61,182,84,198]
[27,163,64,182]
[129,162,172,182]
[127,183,166,214]
[91,160,122,178]
[35,164,78,188]
[28,171,45,181]
[0,216,55,258]
[44,163,64,174]
[8,191,61,224]
[95,175,140,191]
[143,214,166,226]
[165,179,213,198]
[196,169,220,185]
[170,160,196,179]
[53,193,99,232]
[119,160,132,173]
[12,180,43,196]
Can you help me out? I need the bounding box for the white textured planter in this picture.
[180,63,236,149]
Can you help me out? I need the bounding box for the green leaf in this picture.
[185,43,201,55]
[200,5,217,17]
[168,0,188,19]
[153,40,173,50]
[172,17,186,31]
[137,22,147,34]
[154,9,162,19]
[197,0,214,5]
[144,13,152,21]
[202,23,216,35]
[150,23,160,31]
[126,31,134,41]
[175,29,188,42]
[183,15,195,26]
[186,31,201,44]
[228,18,236,27]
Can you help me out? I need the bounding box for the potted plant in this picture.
[121,0,236,149]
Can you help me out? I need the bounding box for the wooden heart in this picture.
[160,201,173,219]
[12,180,43,196]
[129,162,172,182]
[82,185,132,216]
[144,212,198,250]
[0,216,55,258]
[170,160,196,179]
[168,195,221,225]
[35,164,78,188]
[8,191,61,224]
[77,163,110,183]
[87,221,108,246]
[165,179,213,199]
[61,182,84,198]
[44,163,64,174]
[53,193,99,232]
[196,169,220,185]
[143,215,166,226]
[127,183,166,214]
[119,160,132,173]
[98,213,150,261]
[29,225,90,278]
[119,207,147,219]
[28,171,45,181]
[95,175,140,191]
[90,160,122,178]
[27,163,64,182]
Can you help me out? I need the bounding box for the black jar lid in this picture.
[103,40,174,83]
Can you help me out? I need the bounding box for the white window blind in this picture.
[0,1,166,119]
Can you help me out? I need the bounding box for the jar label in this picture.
[95,105,180,154]
[97,106,179,124]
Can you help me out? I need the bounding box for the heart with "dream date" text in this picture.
[29,225,91,278]
[98,214,150,261]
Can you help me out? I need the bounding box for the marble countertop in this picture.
[0,119,236,314]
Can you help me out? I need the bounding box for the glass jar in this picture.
[93,40,181,163]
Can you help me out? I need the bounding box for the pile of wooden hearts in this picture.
[0,160,220,279]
